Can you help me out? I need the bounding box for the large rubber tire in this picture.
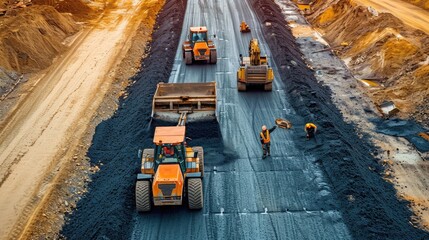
[185,51,193,65]
[264,83,272,91]
[136,180,151,212]
[187,178,203,210]
[192,146,204,177]
[237,82,247,91]
[210,49,217,64]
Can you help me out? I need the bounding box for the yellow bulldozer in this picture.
[182,26,217,65]
[136,82,216,212]
[237,39,274,91]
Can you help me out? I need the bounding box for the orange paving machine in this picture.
[135,82,216,212]
[182,26,217,64]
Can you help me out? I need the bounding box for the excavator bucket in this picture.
[152,82,217,122]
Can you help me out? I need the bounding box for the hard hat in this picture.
[262,125,267,131]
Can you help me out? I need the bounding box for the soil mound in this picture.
[0,5,78,73]
[308,0,429,126]
[0,5,79,95]
[32,0,94,19]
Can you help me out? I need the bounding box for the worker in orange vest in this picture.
[260,125,277,159]
[305,123,317,139]
[163,145,175,157]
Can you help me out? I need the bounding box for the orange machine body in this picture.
[182,26,216,64]
[152,164,184,206]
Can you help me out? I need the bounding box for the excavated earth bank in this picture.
[248,0,429,239]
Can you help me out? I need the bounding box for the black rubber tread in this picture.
[192,146,204,177]
[185,51,192,65]
[135,181,151,212]
[187,178,203,210]
[210,49,217,64]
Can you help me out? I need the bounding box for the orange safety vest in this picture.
[305,123,317,131]
[260,130,270,144]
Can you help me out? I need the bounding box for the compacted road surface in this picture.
[131,0,351,238]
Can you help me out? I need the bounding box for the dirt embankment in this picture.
[401,0,429,10]
[307,0,429,127]
[0,0,93,97]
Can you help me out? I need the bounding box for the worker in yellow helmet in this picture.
[305,123,317,140]
[260,125,277,159]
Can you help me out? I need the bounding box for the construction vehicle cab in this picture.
[136,126,204,212]
[237,38,274,91]
[240,21,251,33]
[182,26,217,65]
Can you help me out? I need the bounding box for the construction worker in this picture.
[260,125,277,159]
[304,123,317,139]
[163,145,175,157]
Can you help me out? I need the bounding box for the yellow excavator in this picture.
[237,39,274,91]
[135,82,216,212]
[182,26,217,65]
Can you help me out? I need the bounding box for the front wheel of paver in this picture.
[185,51,193,65]
[187,178,203,210]
[210,50,217,64]
[136,180,151,212]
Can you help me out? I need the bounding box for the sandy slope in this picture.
[0,0,158,238]
[354,0,429,34]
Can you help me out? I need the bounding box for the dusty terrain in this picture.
[0,0,164,238]
[308,0,429,127]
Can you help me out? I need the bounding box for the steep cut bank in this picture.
[0,5,79,95]
[249,0,429,239]
[308,0,429,127]
[60,0,189,238]
[0,0,95,98]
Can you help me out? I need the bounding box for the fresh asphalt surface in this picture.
[131,0,351,239]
